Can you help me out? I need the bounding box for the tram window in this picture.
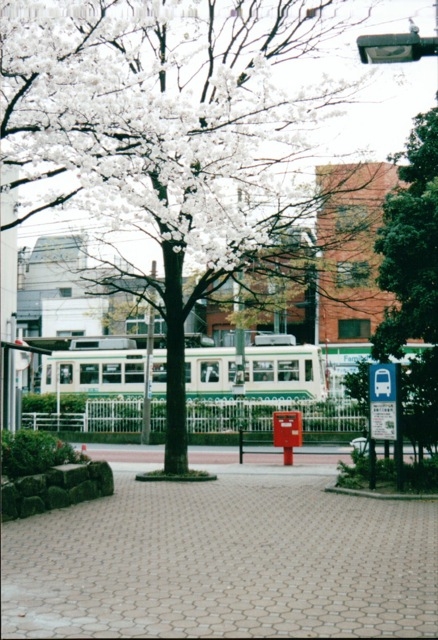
[253,360,274,382]
[185,363,191,383]
[125,363,144,384]
[228,362,249,383]
[46,364,52,386]
[200,361,220,383]
[60,364,73,384]
[305,359,314,381]
[80,364,99,384]
[278,360,299,382]
[102,363,122,384]
[153,363,167,383]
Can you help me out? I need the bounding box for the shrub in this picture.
[1,430,89,479]
[404,457,438,493]
[336,448,438,493]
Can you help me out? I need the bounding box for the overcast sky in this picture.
[315,0,436,162]
[17,0,437,275]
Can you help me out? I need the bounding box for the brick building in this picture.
[315,162,399,346]
[206,162,402,351]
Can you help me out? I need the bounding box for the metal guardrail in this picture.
[238,429,355,464]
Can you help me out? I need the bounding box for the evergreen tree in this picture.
[372,108,438,454]
[373,108,438,358]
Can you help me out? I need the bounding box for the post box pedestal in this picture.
[283,447,293,466]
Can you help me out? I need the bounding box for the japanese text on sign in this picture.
[370,403,397,440]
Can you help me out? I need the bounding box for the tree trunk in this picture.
[163,243,189,474]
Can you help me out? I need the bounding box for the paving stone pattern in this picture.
[1,473,437,638]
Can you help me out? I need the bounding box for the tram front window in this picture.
[305,359,314,381]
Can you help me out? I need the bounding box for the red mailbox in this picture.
[273,411,303,465]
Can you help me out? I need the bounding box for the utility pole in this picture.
[232,274,246,397]
[141,260,157,445]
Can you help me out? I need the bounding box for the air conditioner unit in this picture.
[254,334,296,346]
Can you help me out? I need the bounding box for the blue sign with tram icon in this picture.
[369,363,397,403]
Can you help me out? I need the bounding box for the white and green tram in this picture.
[41,339,328,401]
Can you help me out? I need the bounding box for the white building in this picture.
[17,235,106,340]
[1,166,19,430]
[16,234,112,390]
[1,166,18,343]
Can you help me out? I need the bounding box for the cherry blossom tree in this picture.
[1,0,373,473]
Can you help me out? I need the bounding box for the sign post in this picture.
[369,363,403,491]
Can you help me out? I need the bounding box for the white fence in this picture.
[21,413,86,432]
[22,398,368,433]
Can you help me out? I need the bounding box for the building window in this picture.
[126,315,167,335]
[213,329,251,347]
[335,205,369,233]
[338,319,371,339]
[56,330,85,337]
[126,315,147,334]
[154,317,167,335]
[337,261,370,288]
[59,288,72,297]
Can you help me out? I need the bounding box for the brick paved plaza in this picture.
[2,468,437,638]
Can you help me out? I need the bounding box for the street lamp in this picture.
[357,33,438,64]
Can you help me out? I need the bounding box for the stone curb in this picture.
[325,482,438,500]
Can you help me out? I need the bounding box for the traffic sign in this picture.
[369,363,399,441]
[368,362,403,490]
[369,363,397,402]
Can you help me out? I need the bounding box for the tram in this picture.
[40,338,328,400]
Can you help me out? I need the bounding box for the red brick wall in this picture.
[316,162,399,344]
